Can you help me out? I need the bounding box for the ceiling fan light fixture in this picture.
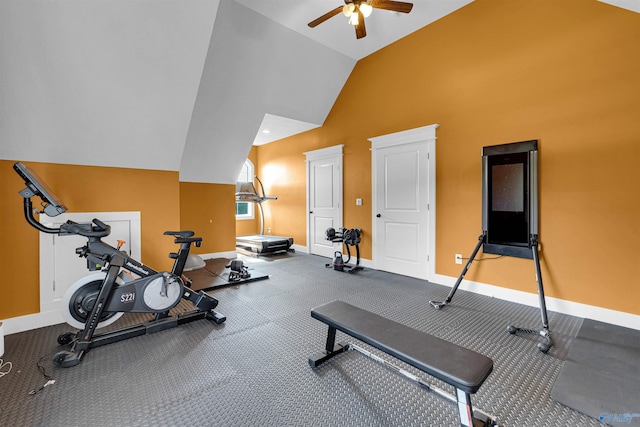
[348,12,359,26]
[343,3,355,17]
[360,3,373,17]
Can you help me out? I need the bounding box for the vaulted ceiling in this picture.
[0,0,475,184]
[180,0,476,183]
[1,0,637,184]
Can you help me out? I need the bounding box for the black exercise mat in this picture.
[551,318,640,426]
[185,258,269,291]
[0,252,608,427]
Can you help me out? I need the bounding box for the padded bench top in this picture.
[311,301,493,394]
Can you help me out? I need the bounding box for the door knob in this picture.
[376,214,381,218]
[310,211,313,214]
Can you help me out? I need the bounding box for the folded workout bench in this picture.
[309,301,498,427]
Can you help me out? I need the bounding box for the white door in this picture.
[305,145,343,258]
[40,212,141,317]
[370,125,437,280]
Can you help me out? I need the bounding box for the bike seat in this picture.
[163,230,195,238]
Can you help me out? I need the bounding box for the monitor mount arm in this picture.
[22,197,61,234]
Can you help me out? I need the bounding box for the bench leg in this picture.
[456,388,475,427]
[308,325,348,367]
[455,388,497,427]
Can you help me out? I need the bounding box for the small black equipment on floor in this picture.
[226,259,251,282]
[325,227,363,273]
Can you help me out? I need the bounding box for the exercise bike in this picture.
[14,162,226,368]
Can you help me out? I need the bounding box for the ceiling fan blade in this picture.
[370,0,413,13]
[308,6,343,28]
[355,10,366,39]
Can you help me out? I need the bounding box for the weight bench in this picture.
[309,301,497,427]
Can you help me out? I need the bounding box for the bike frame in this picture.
[15,162,226,367]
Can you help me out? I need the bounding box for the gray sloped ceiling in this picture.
[0,0,217,172]
[180,0,354,183]
[0,0,354,184]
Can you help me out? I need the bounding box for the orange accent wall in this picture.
[0,160,181,319]
[1,161,40,318]
[254,143,309,245]
[256,0,640,315]
[180,181,236,254]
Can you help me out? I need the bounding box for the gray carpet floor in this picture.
[0,252,613,426]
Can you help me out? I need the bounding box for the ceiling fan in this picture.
[308,0,414,40]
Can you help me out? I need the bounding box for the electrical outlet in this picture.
[455,254,462,264]
[267,228,271,233]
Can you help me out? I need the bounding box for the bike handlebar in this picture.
[60,219,111,238]
[22,197,111,238]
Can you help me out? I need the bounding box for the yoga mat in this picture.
[551,319,640,426]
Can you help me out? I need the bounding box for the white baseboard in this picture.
[2,310,65,336]
[291,244,308,254]
[431,273,640,331]
[197,250,239,260]
[356,258,375,269]
[297,245,376,270]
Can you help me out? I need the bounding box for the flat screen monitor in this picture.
[482,140,538,259]
[14,162,67,217]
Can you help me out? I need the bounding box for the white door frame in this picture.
[304,144,344,255]
[369,124,438,281]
